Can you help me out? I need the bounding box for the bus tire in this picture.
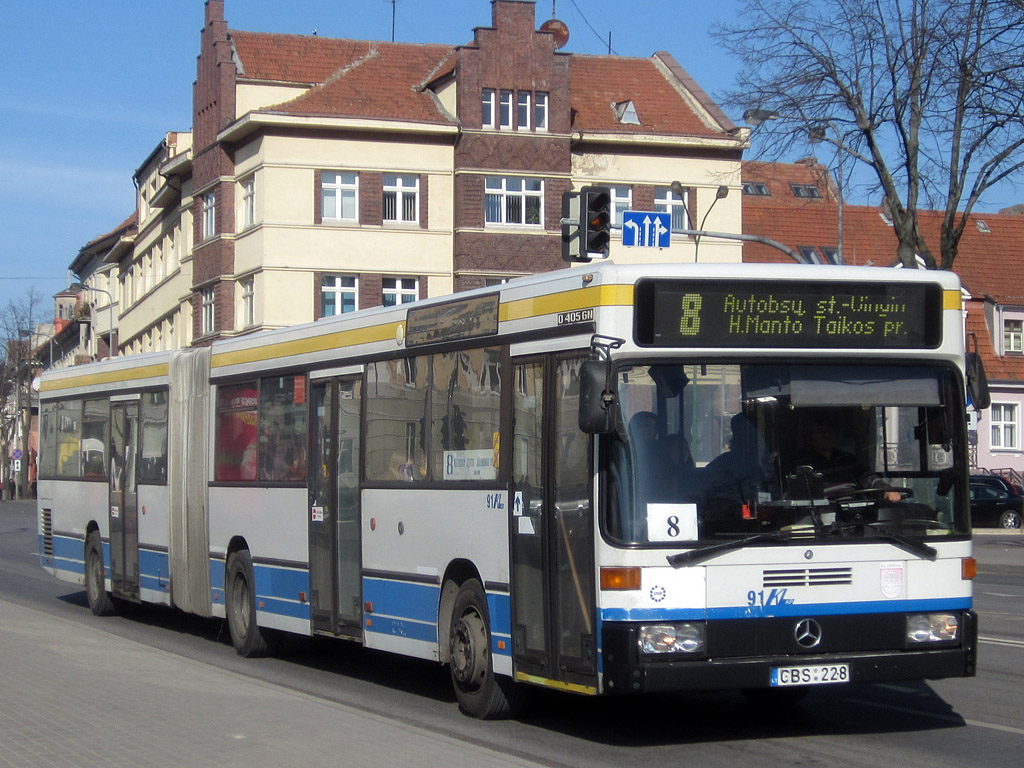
[448,578,523,719]
[85,532,116,616]
[226,550,274,658]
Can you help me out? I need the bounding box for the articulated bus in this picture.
[38,262,980,718]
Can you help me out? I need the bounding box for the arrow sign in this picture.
[622,211,671,248]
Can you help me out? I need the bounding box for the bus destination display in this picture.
[635,279,942,349]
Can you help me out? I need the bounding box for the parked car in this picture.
[969,474,1024,529]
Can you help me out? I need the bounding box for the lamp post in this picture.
[743,109,846,264]
[68,282,117,358]
[669,179,802,263]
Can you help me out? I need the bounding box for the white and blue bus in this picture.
[38,262,981,718]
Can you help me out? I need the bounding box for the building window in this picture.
[743,182,771,196]
[485,177,543,226]
[654,186,689,233]
[322,171,358,221]
[820,247,842,265]
[383,174,418,224]
[610,185,632,229]
[535,92,549,131]
[791,183,823,199]
[499,90,514,129]
[517,91,531,131]
[991,403,1019,449]
[382,277,418,306]
[202,192,216,240]
[201,287,215,335]
[482,89,495,129]
[1004,319,1023,354]
[798,246,823,264]
[321,275,358,317]
[240,177,255,229]
[240,277,255,327]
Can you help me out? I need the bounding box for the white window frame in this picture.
[321,274,358,317]
[610,185,632,229]
[516,91,531,131]
[201,287,215,336]
[654,186,690,233]
[201,192,216,241]
[499,90,514,130]
[535,92,549,131]
[485,176,544,227]
[991,402,1019,450]
[382,277,418,307]
[1003,318,1023,355]
[383,174,419,224]
[481,89,496,129]
[240,277,255,328]
[322,171,359,222]
[240,177,255,229]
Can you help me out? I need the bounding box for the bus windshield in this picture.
[604,362,967,547]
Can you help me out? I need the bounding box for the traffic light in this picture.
[581,185,611,260]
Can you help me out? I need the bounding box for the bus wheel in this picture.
[226,550,274,658]
[85,532,116,616]
[448,579,522,719]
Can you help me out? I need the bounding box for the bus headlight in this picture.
[906,613,959,644]
[638,622,705,655]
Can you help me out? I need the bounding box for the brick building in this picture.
[70,0,747,354]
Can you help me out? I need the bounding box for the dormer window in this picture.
[742,182,771,196]
[977,219,991,233]
[791,183,823,199]
[1004,318,1023,355]
[614,100,640,125]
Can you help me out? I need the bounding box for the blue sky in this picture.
[0,0,1020,314]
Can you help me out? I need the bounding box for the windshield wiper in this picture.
[667,531,792,568]
[866,525,937,561]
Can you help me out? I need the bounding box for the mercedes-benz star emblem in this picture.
[794,619,823,648]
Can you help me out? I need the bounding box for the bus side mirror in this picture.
[579,360,617,434]
[966,352,990,411]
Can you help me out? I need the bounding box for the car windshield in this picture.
[603,362,967,547]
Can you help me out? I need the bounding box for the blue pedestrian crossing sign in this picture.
[622,211,671,248]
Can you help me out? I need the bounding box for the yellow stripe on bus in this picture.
[38,363,170,394]
[514,671,598,695]
[212,322,403,369]
[500,283,634,322]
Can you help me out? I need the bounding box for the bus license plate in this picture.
[770,664,849,687]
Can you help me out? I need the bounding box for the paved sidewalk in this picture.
[0,599,545,768]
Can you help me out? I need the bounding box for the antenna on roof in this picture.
[392,0,396,42]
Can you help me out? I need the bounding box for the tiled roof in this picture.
[569,55,725,137]
[231,32,454,124]
[81,213,138,253]
[228,30,731,137]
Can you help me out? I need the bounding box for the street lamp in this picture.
[668,179,802,263]
[68,282,117,357]
[743,109,845,264]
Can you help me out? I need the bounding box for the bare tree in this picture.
[717,0,1024,269]
[1,287,45,498]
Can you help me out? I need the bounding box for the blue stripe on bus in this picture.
[362,577,512,657]
[208,557,312,620]
[600,596,973,622]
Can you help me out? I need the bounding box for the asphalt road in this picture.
[2,499,1022,768]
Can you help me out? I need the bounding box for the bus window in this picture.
[605,362,968,545]
[39,402,57,478]
[259,376,308,482]
[431,348,501,481]
[140,390,169,483]
[81,399,109,478]
[366,358,429,482]
[215,382,258,481]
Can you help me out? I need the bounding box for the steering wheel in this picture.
[824,484,911,501]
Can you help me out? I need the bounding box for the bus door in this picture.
[511,356,597,691]
[108,400,139,601]
[308,377,363,637]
